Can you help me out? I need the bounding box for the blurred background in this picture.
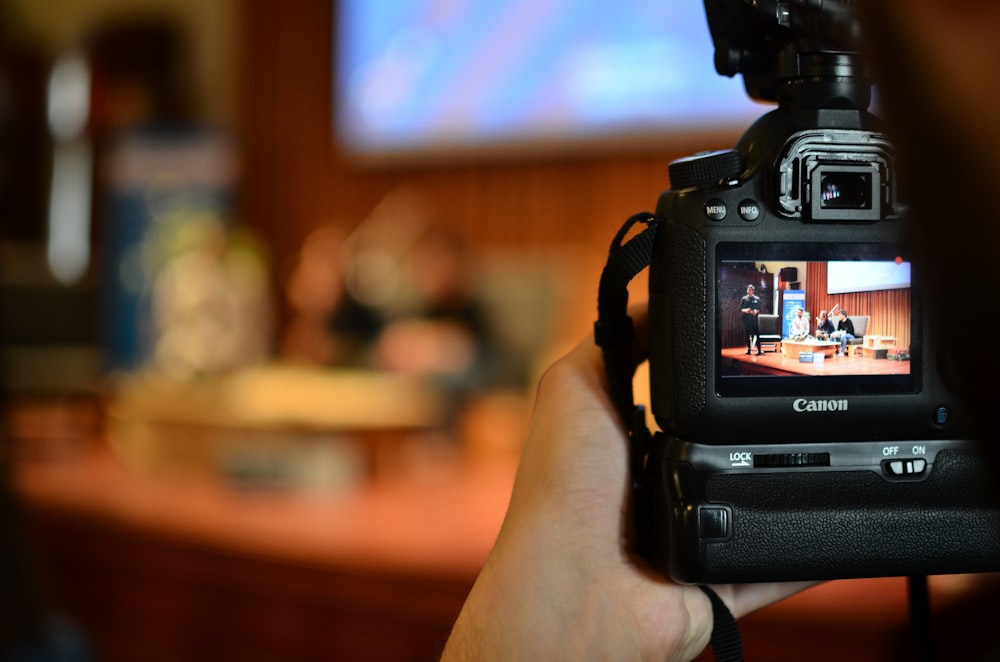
[1,1,994,661]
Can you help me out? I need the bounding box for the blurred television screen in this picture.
[333,1,766,162]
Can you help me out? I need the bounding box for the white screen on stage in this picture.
[827,260,911,294]
[333,1,766,161]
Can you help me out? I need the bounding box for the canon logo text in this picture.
[793,398,849,412]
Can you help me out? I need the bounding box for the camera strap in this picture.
[595,211,660,465]
[595,211,744,662]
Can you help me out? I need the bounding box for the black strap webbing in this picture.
[908,575,934,662]
[595,212,743,662]
[595,212,661,475]
[701,586,744,662]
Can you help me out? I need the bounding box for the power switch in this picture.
[883,458,927,477]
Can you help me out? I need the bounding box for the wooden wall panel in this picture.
[237,0,737,338]
[805,262,911,348]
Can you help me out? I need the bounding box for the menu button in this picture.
[704,199,727,221]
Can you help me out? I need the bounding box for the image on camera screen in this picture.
[717,244,914,396]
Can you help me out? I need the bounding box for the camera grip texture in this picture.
[670,449,1000,583]
[649,221,707,424]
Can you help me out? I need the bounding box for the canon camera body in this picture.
[641,0,1000,583]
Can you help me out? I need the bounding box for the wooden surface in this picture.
[865,335,899,349]
[11,438,1000,661]
[722,346,911,377]
[13,444,515,662]
[781,339,839,359]
[15,446,512,578]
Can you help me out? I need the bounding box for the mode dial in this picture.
[668,149,743,191]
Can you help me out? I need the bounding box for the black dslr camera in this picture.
[600,0,1000,584]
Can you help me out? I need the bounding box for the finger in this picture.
[542,300,651,400]
[517,326,631,481]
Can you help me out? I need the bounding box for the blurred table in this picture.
[104,365,452,482]
[9,379,1000,662]
[13,443,516,662]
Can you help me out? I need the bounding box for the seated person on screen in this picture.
[788,307,810,341]
[815,309,835,340]
[830,309,856,356]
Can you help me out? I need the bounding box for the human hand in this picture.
[441,306,812,661]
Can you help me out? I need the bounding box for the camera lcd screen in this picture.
[717,243,916,397]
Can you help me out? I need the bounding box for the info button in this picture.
[739,199,761,221]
